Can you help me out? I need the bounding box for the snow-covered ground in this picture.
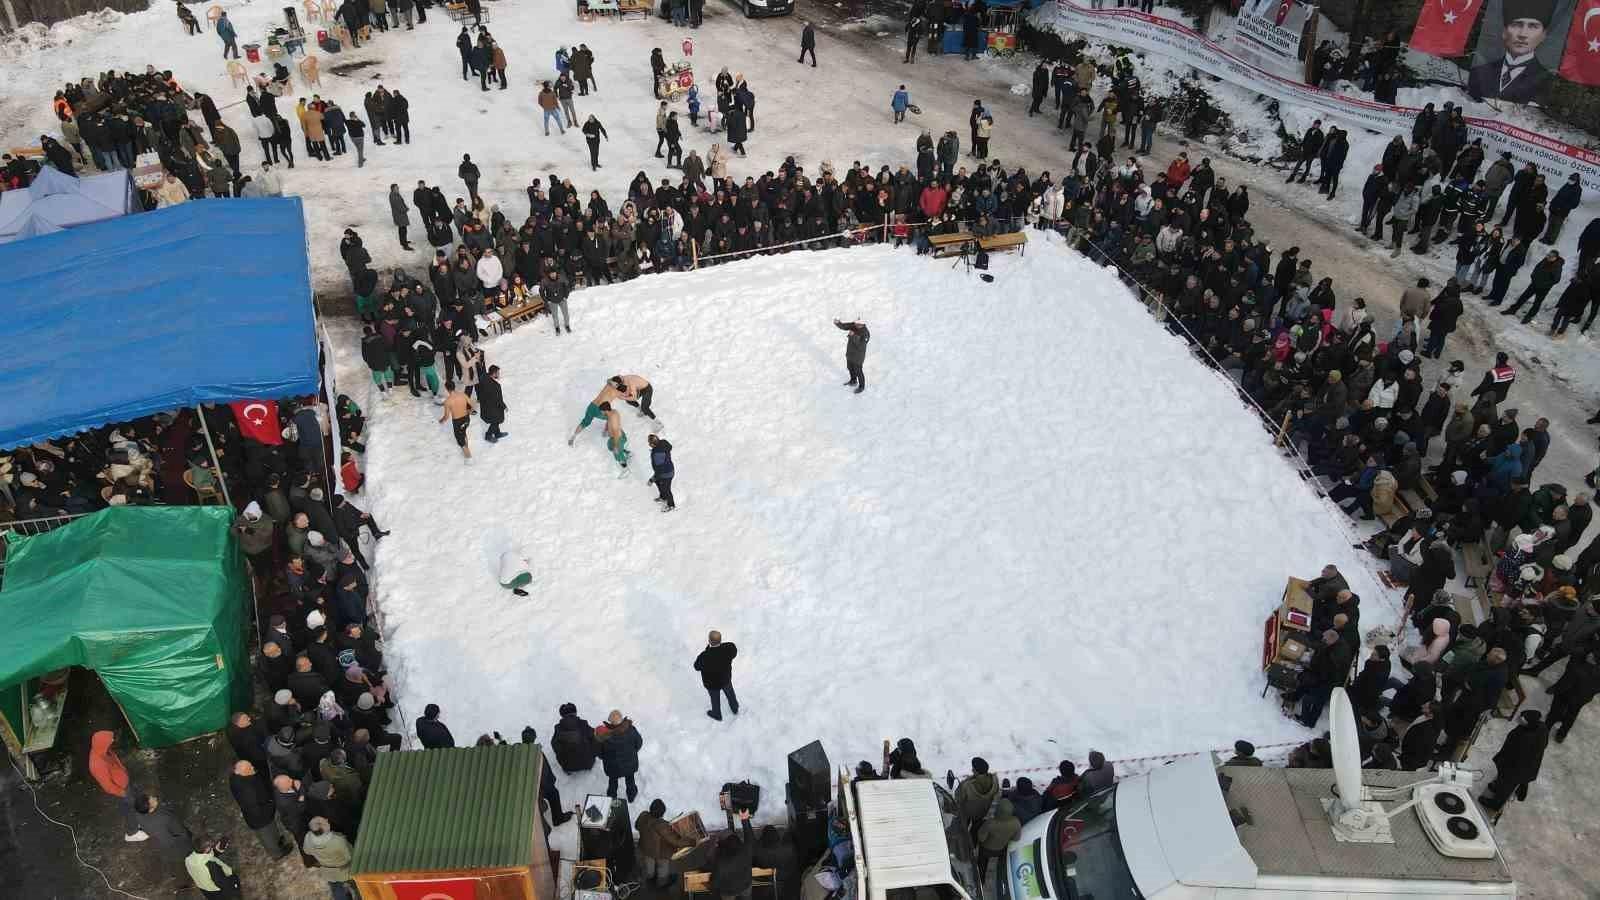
[336,237,1393,816]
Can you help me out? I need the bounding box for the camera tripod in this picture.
[950,239,976,274]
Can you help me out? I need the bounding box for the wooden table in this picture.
[1261,577,1315,695]
[927,231,974,258]
[979,232,1028,255]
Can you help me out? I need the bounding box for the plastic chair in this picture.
[182,470,223,505]
[226,60,249,89]
[322,0,338,18]
[303,0,322,20]
[206,5,224,28]
[298,55,321,87]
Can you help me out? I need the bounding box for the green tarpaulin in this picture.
[0,507,250,747]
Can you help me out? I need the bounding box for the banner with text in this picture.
[1224,0,1315,81]
[1045,1,1600,195]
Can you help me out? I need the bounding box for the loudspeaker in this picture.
[786,783,830,866]
[787,740,831,810]
[579,795,636,877]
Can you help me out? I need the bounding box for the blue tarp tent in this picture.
[0,167,138,243]
[0,198,317,450]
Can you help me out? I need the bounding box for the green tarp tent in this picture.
[0,506,250,747]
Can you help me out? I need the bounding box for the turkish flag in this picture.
[230,400,284,445]
[391,878,481,900]
[1275,0,1293,27]
[1409,0,1480,57]
[1559,0,1600,85]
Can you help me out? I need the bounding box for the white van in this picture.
[1000,691,1519,898]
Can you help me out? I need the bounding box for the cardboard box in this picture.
[1277,638,1308,663]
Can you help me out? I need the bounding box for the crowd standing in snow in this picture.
[1278,102,1596,337]
[15,4,1600,895]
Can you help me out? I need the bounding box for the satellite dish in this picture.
[1328,687,1363,820]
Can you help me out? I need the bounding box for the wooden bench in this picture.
[684,868,775,900]
[445,2,491,23]
[927,230,974,258]
[617,0,653,18]
[979,231,1028,256]
[8,146,43,159]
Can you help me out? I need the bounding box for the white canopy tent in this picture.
[0,167,138,244]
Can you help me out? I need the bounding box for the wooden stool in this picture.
[303,0,322,20]
[226,60,249,89]
[206,4,224,28]
[682,871,712,900]
[298,55,321,87]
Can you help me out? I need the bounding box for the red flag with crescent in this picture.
[1409,0,1480,57]
[1560,0,1600,85]
[230,399,284,444]
[1274,0,1293,26]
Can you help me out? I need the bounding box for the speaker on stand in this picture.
[579,794,637,880]
[786,741,831,865]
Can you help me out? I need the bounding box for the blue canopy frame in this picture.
[0,198,318,450]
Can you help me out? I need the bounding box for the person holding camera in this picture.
[834,319,870,394]
[185,834,242,897]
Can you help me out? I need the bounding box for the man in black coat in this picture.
[416,703,455,749]
[834,319,870,394]
[597,710,644,801]
[713,812,756,899]
[1295,629,1353,726]
[1547,647,1599,742]
[226,712,270,770]
[478,364,508,441]
[519,727,573,827]
[272,774,310,856]
[798,21,816,67]
[551,703,599,773]
[1398,702,1441,770]
[694,630,740,721]
[1479,709,1548,811]
[230,761,291,859]
[1466,4,1556,104]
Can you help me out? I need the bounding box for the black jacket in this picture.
[694,642,737,689]
[416,715,456,749]
[1390,665,1436,724]
[229,771,277,829]
[712,820,756,896]
[596,718,643,776]
[227,720,270,768]
[551,713,599,772]
[1399,716,1441,770]
[1492,721,1548,789]
[477,375,506,424]
[836,321,869,364]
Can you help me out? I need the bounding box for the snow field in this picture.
[349,238,1393,820]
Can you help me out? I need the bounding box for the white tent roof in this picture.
[0,166,138,243]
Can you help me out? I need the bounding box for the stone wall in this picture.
[2,0,150,30]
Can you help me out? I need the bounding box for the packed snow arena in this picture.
[3,0,1600,897]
